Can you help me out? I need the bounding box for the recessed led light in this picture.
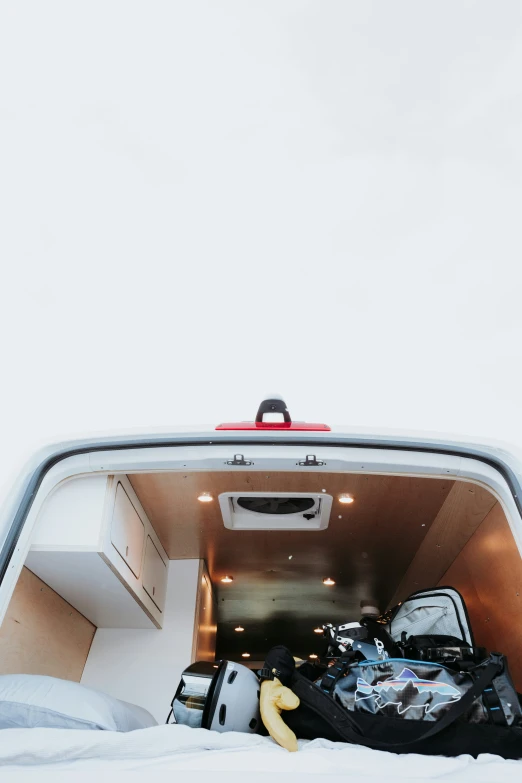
[309,653,318,660]
[338,494,354,504]
[323,577,335,586]
[235,625,245,632]
[313,627,323,634]
[221,575,233,583]
[242,652,251,658]
[198,492,213,503]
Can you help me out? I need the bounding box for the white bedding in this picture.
[0,724,520,780]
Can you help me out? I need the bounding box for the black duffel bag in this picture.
[264,646,522,759]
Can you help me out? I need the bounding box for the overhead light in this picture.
[221,575,233,583]
[323,577,335,586]
[213,665,219,668]
[313,627,323,634]
[338,494,354,504]
[242,652,251,658]
[235,625,245,632]
[198,492,213,503]
[309,653,318,660]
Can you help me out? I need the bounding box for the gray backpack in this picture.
[388,587,473,646]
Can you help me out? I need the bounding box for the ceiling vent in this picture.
[219,492,332,531]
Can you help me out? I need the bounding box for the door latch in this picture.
[225,454,253,466]
[297,454,325,466]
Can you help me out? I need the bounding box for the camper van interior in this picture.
[1,460,522,729]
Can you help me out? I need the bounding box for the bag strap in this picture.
[357,653,505,749]
[482,683,507,726]
[320,654,355,695]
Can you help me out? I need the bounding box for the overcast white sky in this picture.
[1,1,522,491]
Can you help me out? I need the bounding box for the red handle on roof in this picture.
[216,397,331,431]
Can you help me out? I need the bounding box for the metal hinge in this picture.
[297,454,325,466]
[225,454,253,466]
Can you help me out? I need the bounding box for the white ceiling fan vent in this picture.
[219,492,332,531]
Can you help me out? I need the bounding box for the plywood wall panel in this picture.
[389,482,497,606]
[440,503,522,690]
[0,567,96,681]
[192,561,217,662]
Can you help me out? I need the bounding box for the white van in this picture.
[1,396,522,772]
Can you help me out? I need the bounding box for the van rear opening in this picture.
[1,460,520,724]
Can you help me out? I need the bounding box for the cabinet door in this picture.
[142,536,167,612]
[111,482,145,578]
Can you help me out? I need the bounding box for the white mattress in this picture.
[0,724,520,780]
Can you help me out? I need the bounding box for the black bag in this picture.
[264,646,522,759]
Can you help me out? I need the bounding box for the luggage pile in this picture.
[263,587,522,758]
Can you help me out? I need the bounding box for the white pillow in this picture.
[0,674,157,731]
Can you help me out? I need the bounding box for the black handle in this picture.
[255,398,291,424]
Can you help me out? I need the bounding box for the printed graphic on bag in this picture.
[355,667,462,715]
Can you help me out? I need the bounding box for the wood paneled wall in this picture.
[192,561,217,662]
[389,482,497,606]
[0,567,96,681]
[440,503,522,690]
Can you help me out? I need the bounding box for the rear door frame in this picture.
[3,430,522,592]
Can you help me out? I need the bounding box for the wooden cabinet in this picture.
[111,482,146,578]
[142,536,167,611]
[26,474,168,629]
